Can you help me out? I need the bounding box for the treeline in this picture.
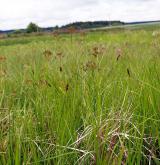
[0,21,125,35]
[61,21,124,30]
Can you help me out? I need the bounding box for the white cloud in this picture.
[0,0,160,30]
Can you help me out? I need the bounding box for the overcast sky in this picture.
[0,0,160,30]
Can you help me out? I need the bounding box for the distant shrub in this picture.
[26,22,40,33]
[13,30,23,34]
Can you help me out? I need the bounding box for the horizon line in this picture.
[0,19,160,31]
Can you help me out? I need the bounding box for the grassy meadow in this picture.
[0,27,160,164]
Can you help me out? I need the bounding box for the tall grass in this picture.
[0,29,160,164]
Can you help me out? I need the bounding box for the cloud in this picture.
[0,0,160,30]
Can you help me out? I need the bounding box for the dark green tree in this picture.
[54,25,59,30]
[26,22,39,33]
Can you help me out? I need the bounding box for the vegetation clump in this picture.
[26,22,40,33]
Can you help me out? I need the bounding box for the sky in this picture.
[0,0,160,30]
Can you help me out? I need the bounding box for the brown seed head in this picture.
[56,52,64,59]
[65,84,69,92]
[127,68,131,77]
[83,61,97,71]
[116,48,122,61]
[43,50,52,60]
[59,66,63,72]
[0,56,7,62]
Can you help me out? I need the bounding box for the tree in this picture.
[54,25,59,30]
[26,22,39,33]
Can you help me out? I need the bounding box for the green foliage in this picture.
[61,21,124,30]
[26,22,40,33]
[13,29,23,34]
[54,25,59,30]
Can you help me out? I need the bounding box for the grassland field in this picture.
[0,25,160,164]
